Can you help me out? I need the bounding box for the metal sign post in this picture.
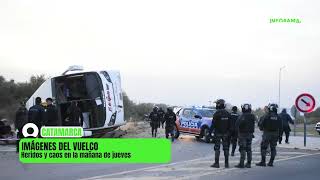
[293,119,297,136]
[291,106,297,136]
[295,93,316,147]
[303,114,306,147]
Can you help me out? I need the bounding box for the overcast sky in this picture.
[0,0,319,109]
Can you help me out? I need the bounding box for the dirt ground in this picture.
[119,121,166,138]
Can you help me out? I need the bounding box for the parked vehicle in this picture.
[174,107,215,143]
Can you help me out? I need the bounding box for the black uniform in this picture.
[164,110,176,142]
[28,104,45,130]
[279,110,294,144]
[257,112,282,166]
[158,108,165,128]
[229,112,239,156]
[235,112,256,168]
[15,106,28,152]
[149,110,160,137]
[212,109,231,168]
[45,104,58,126]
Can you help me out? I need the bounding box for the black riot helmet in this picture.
[241,104,252,113]
[268,103,278,113]
[167,107,173,112]
[232,106,238,112]
[153,106,158,112]
[215,99,226,109]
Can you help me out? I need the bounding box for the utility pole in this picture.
[278,66,286,108]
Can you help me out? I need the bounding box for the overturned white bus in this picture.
[26,66,125,137]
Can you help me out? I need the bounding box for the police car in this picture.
[315,122,320,135]
[174,107,215,143]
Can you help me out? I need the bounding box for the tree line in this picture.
[0,75,46,123]
[0,74,319,124]
[0,75,166,124]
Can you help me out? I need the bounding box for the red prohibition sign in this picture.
[295,93,316,113]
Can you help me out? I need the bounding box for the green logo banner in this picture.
[19,138,171,163]
[41,127,83,137]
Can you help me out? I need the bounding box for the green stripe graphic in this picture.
[19,138,171,163]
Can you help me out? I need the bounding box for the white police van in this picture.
[26,66,125,137]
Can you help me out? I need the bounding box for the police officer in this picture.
[210,99,231,168]
[28,97,45,131]
[259,106,271,156]
[164,107,176,142]
[235,104,256,168]
[158,107,165,128]
[256,103,282,167]
[279,109,294,144]
[45,98,58,126]
[230,106,239,156]
[149,106,160,137]
[15,101,28,152]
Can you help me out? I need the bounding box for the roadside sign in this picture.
[295,93,316,113]
[295,93,316,147]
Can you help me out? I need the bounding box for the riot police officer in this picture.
[163,107,176,142]
[259,106,271,156]
[149,106,160,137]
[230,106,239,156]
[235,104,256,168]
[210,99,231,168]
[279,109,294,144]
[158,107,165,128]
[256,103,282,167]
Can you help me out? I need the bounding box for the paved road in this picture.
[209,153,320,180]
[81,148,320,180]
[0,134,319,180]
